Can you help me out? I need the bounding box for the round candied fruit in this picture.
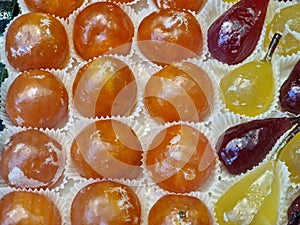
[152,0,207,12]
[145,124,215,193]
[71,181,141,225]
[0,129,64,188]
[144,62,214,123]
[71,119,143,179]
[72,56,137,118]
[148,194,212,225]
[5,13,69,72]
[137,9,203,65]
[5,69,69,129]
[23,0,84,18]
[0,191,61,225]
[73,2,134,60]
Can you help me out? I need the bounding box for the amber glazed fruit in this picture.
[0,130,64,188]
[0,191,61,225]
[23,0,84,18]
[73,2,134,60]
[5,70,68,129]
[72,56,137,118]
[71,181,141,225]
[5,13,69,71]
[148,194,212,225]
[71,119,143,179]
[144,62,214,123]
[152,0,207,12]
[146,124,215,193]
[137,9,203,65]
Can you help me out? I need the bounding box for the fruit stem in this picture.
[264,33,282,61]
[288,211,300,225]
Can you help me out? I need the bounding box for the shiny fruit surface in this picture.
[23,0,84,18]
[216,117,295,175]
[137,9,203,65]
[0,130,64,188]
[152,0,207,12]
[207,0,269,65]
[5,70,68,129]
[288,194,300,225]
[0,191,61,225]
[73,2,134,60]
[71,181,141,225]
[5,13,69,71]
[220,60,274,116]
[146,124,215,193]
[264,4,300,57]
[144,62,213,123]
[71,119,143,179]
[72,56,137,118]
[148,194,212,225]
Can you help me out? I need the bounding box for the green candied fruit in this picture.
[0,0,19,34]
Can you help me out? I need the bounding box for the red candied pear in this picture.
[207,0,269,65]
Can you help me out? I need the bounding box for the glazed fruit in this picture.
[152,0,207,12]
[5,13,69,71]
[0,130,64,188]
[264,3,300,57]
[148,194,212,225]
[137,9,203,65]
[0,191,61,225]
[71,181,141,225]
[5,70,68,129]
[71,119,143,179]
[280,59,300,114]
[216,117,298,175]
[219,33,281,117]
[72,56,137,118]
[144,62,214,123]
[288,194,300,225]
[215,160,282,225]
[207,0,269,65]
[23,0,84,18]
[73,2,134,60]
[145,124,215,193]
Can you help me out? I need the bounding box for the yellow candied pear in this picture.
[215,160,281,225]
[264,3,300,57]
[278,131,300,184]
[222,0,239,3]
[219,33,281,117]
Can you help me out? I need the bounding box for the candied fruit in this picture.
[152,0,207,12]
[144,62,214,123]
[137,9,203,65]
[71,181,141,225]
[72,56,137,118]
[148,194,212,225]
[73,2,134,60]
[5,70,69,129]
[0,129,64,188]
[0,191,61,225]
[71,119,143,179]
[5,13,69,71]
[145,124,215,193]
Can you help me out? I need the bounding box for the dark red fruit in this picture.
[288,194,300,225]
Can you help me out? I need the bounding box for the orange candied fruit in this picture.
[23,0,84,18]
[0,191,62,225]
[71,181,141,225]
[0,130,64,189]
[5,70,69,129]
[152,0,207,12]
[73,2,134,60]
[137,9,203,65]
[5,13,69,72]
[72,56,137,118]
[71,119,143,179]
[145,124,215,193]
[144,62,214,123]
[148,194,213,225]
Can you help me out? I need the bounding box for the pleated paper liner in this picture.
[0,125,69,192]
[0,68,74,132]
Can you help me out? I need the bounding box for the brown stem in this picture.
[264,33,282,61]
